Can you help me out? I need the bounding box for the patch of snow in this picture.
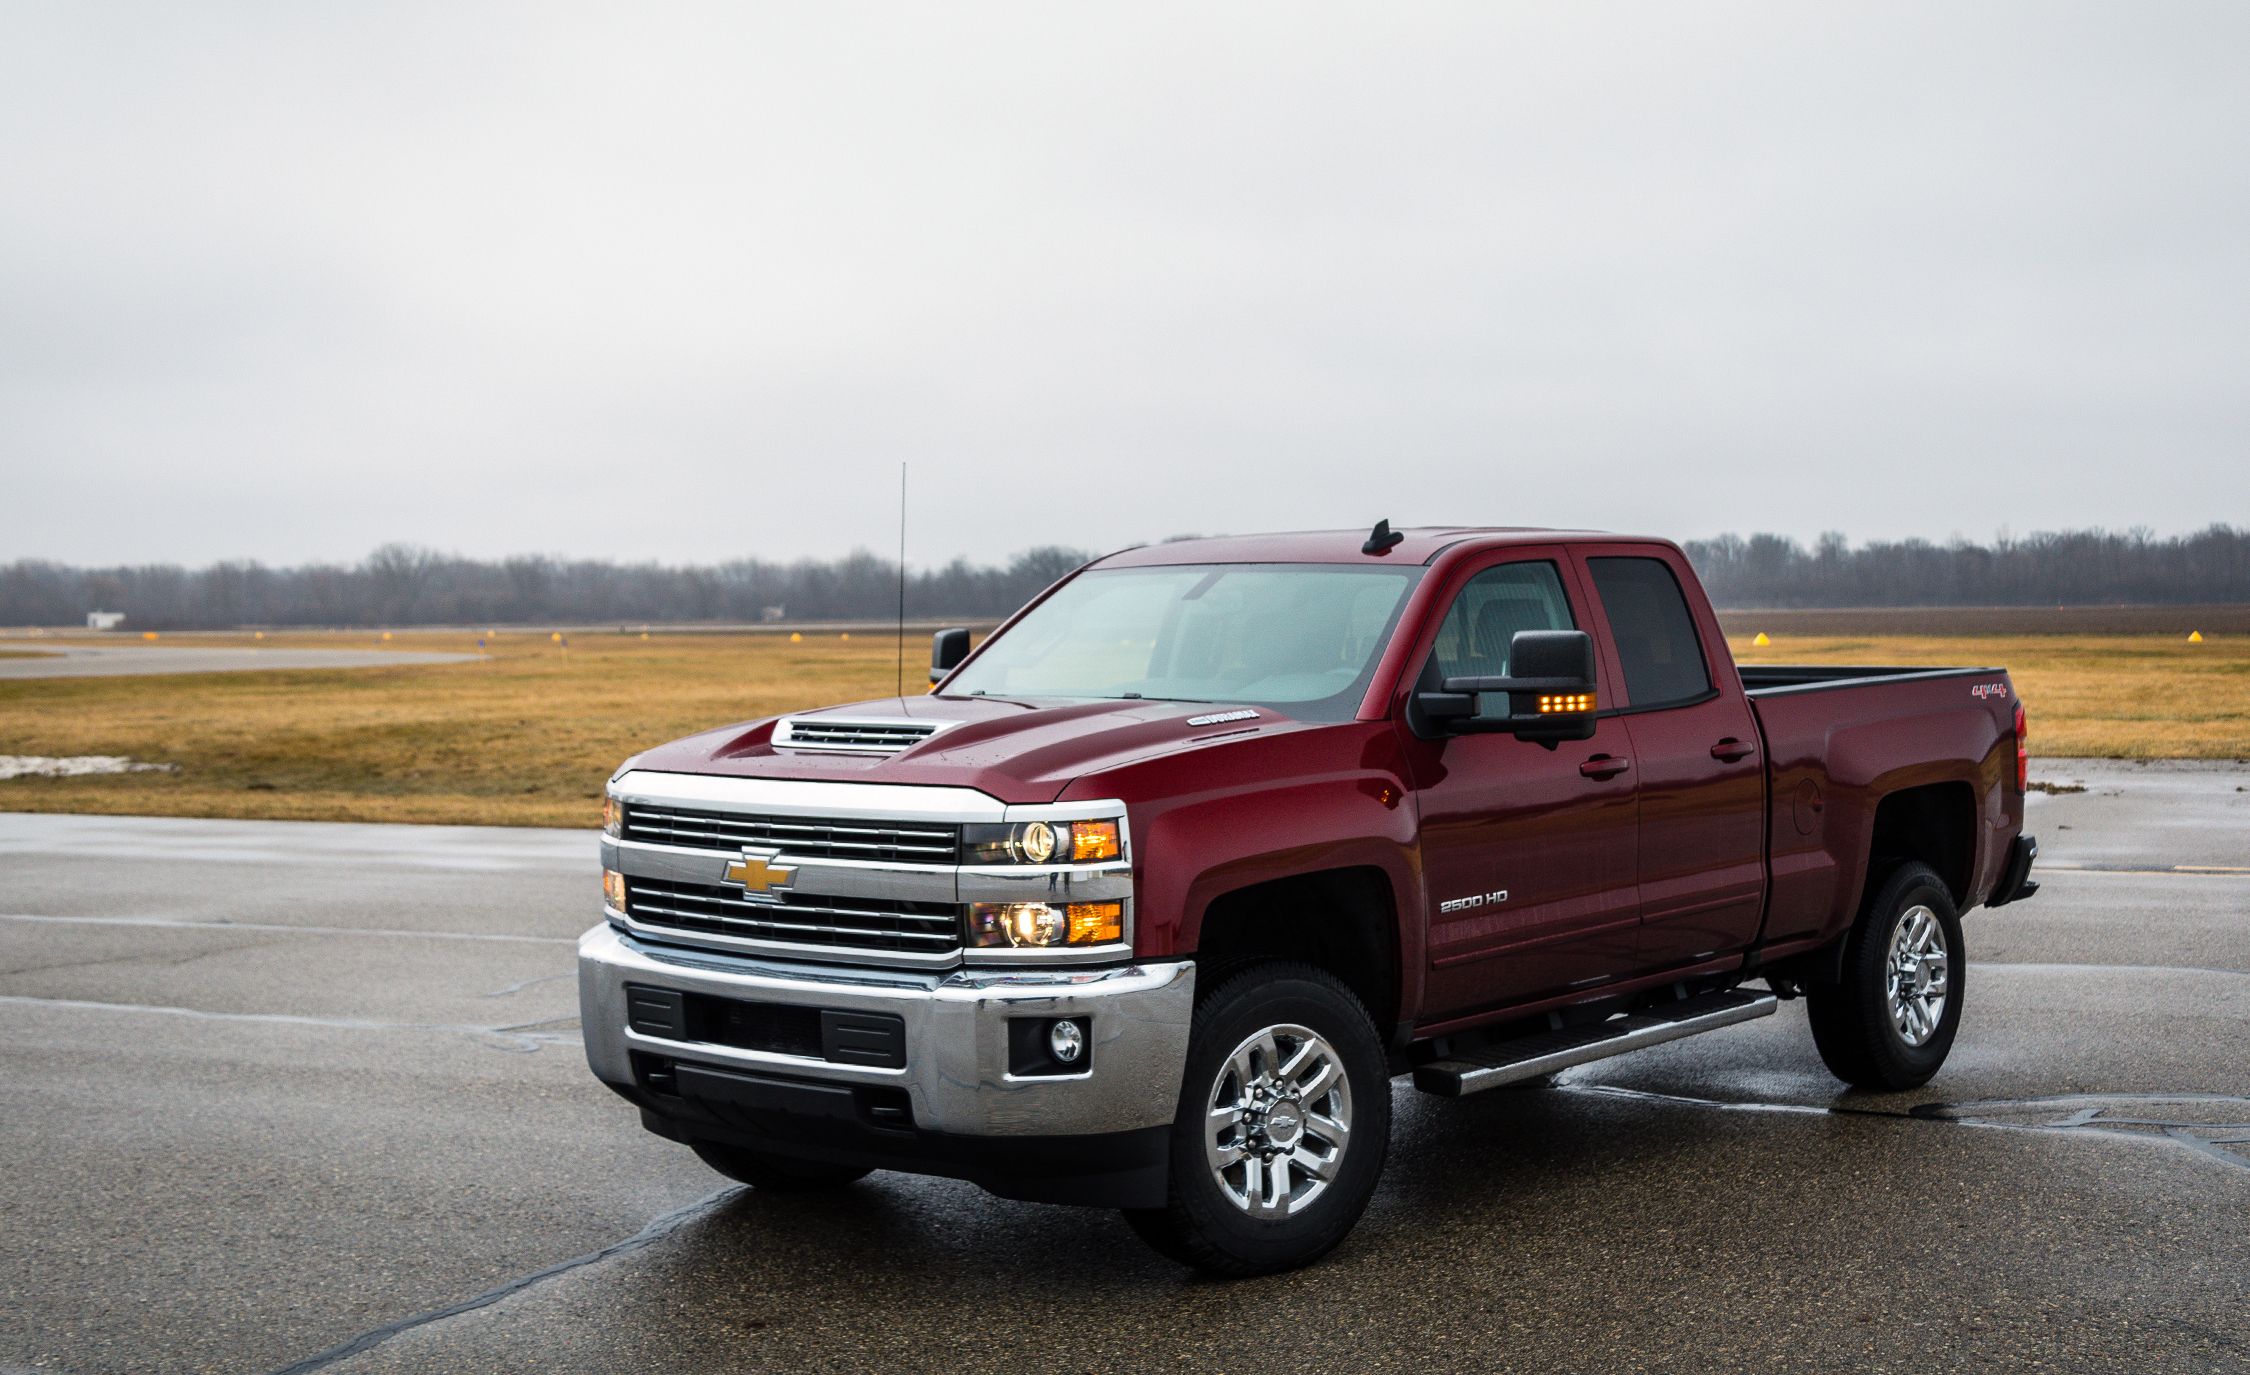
[0,755,179,779]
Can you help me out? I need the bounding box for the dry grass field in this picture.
[0,610,2242,826]
[0,630,907,827]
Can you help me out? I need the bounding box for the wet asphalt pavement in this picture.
[0,760,2244,1374]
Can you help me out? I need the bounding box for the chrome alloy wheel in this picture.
[1204,1023,1353,1218]
[1885,903,1951,1047]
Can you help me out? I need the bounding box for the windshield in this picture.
[943,562,1423,719]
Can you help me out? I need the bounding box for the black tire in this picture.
[1123,963,1391,1276]
[1805,861,1965,1090]
[689,1142,871,1192]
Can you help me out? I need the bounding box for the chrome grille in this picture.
[622,804,960,863]
[625,878,961,954]
[773,717,944,753]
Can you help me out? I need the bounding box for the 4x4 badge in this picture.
[724,847,796,899]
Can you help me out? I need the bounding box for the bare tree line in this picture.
[0,546,1093,630]
[2,526,2242,630]
[1682,525,2246,608]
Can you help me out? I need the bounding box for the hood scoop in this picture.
[772,716,953,754]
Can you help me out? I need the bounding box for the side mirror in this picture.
[930,627,971,684]
[1415,629,1598,743]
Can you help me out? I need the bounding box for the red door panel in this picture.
[1408,720,1641,1017]
[1398,551,1642,1021]
[1573,547,1768,971]
[1619,702,1765,965]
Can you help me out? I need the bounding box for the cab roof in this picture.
[1092,526,1622,568]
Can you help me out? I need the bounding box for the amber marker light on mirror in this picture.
[1538,693,1596,714]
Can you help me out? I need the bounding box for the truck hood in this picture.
[620,694,1316,806]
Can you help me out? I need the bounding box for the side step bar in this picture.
[1413,989,1779,1097]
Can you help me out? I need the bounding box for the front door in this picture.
[1402,554,1642,1021]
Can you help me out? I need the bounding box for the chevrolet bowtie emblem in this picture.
[724,848,796,898]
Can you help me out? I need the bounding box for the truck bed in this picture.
[1737,662,2022,955]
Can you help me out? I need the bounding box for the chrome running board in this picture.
[1413,989,1779,1097]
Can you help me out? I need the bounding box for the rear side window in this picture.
[1430,561,1576,680]
[1587,556,1711,708]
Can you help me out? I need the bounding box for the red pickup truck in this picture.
[581,525,2038,1274]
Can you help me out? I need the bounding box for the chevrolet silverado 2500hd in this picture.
[581,525,2038,1274]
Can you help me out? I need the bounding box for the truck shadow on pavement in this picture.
[279,1078,2250,1373]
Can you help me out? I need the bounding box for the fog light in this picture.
[1048,1018,1085,1064]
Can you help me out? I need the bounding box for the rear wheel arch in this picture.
[1864,780,1977,906]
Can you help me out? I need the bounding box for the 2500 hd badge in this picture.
[1438,890,1509,914]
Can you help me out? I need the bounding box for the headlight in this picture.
[962,818,1122,865]
[602,793,623,839]
[967,900,1125,949]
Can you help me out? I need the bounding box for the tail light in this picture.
[2013,701,2028,791]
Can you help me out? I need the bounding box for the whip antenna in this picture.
[896,462,907,698]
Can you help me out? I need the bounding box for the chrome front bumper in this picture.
[578,923,1196,1138]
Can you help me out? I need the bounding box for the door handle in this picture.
[1579,755,1631,780]
[1711,738,1756,762]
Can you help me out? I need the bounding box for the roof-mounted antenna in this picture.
[1362,518,1405,556]
[895,462,908,699]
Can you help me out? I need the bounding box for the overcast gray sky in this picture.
[4,2,2246,569]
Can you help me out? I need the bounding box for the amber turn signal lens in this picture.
[1066,902,1124,944]
[1537,692,1595,714]
[1069,819,1122,862]
[602,868,627,909]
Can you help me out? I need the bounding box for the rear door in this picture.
[1575,547,1766,970]
[1400,550,1642,1020]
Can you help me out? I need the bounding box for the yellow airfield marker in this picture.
[840,632,851,641]
[790,632,803,643]
[550,632,563,643]
[1753,632,1771,647]
[143,631,159,641]
[2188,630,2204,642]
[381,631,392,642]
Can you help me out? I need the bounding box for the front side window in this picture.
[1587,556,1711,708]
[1428,560,1577,681]
[943,563,1421,720]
